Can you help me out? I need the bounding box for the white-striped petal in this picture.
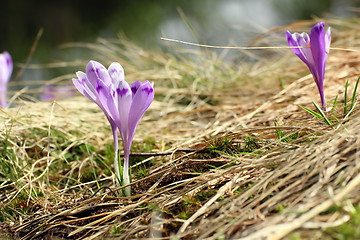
[108,62,125,88]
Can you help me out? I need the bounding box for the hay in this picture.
[1,18,360,239]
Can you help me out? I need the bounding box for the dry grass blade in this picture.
[238,173,360,240]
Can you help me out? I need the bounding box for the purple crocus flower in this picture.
[72,60,154,196]
[286,22,331,111]
[40,84,76,101]
[0,51,13,108]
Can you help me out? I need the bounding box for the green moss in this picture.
[286,204,360,239]
[109,225,125,235]
[196,189,217,201]
[177,196,199,220]
[136,137,157,153]
[135,165,149,179]
[0,146,21,182]
[324,204,360,239]
[205,138,238,158]
[103,143,115,164]
[287,232,303,240]
[275,203,286,213]
[243,136,261,153]
[0,197,38,222]
[129,137,157,164]
[321,205,343,215]
[194,135,265,161]
[275,128,299,143]
[178,211,190,220]
[182,195,200,207]
[146,203,159,211]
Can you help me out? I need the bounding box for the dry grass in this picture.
[1,18,360,239]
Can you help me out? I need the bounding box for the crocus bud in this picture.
[286,22,331,111]
[0,52,13,108]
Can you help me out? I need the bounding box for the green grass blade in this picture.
[344,80,349,115]
[332,94,338,111]
[298,104,332,126]
[350,77,360,111]
[298,105,323,119]
[274,120,284,140]
[313,101,333,126]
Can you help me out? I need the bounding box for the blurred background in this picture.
[0,0,359,95]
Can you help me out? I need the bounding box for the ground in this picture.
[0,19,360,239]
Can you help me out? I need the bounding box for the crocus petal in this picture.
[96,79,119,123]
[128,81,154,141]
[73,71,97,101]
[115,80,133,139]
[0,52,12,108]
[4,52,13,76]
[72,77,90,99]
[86,60,112,87]
[72,76,112,120]
[310,22,326,84]
[325,27,331,55]
[286,32,315,68]
[108,62,125,88]
[0,52,12,84]
[286,31,307,63]
[297,33,316,66]
[130,80,142,96]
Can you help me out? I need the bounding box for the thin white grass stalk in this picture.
[343,102,357,120]
[160,37,360,52]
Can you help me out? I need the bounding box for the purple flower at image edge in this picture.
[72,60,154,196]
[286,22,331,111]
[0,52,13,108]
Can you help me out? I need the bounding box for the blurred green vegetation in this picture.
[0,0,356,83]
[0,0,210,63]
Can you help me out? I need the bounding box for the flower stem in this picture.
[122,151,131,197]
[319,90,327,112]
[0,88,7,108]
[111,125,121,186]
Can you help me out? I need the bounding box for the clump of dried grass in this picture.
[1,18,360,239]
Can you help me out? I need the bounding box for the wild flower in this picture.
[72,60,154,196]
[286,22,331,111]
[40,84,76,101]
[0,51,13,108]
